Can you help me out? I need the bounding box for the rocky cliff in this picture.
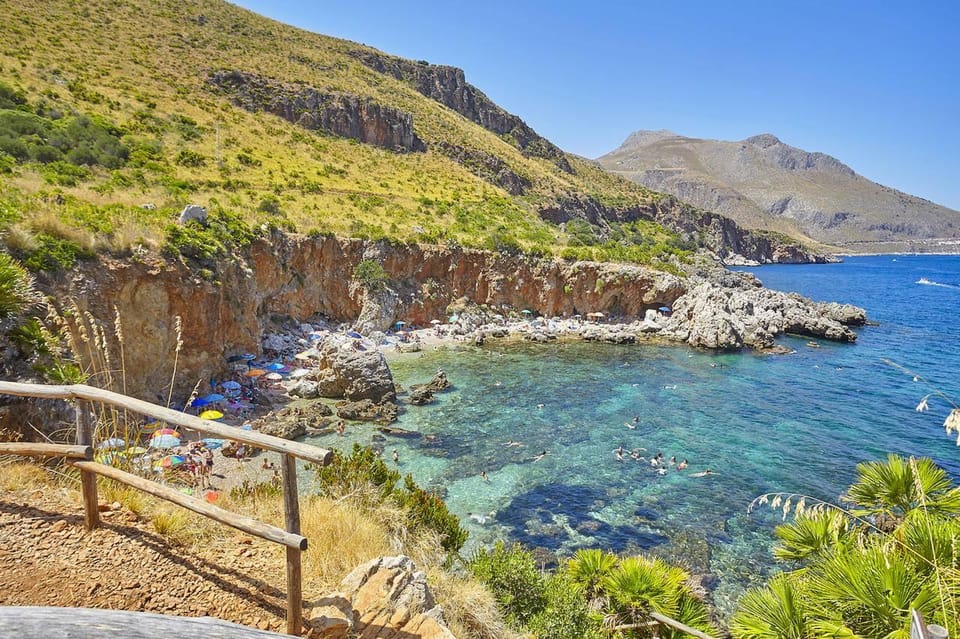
[36,233,860,404]
[349,50,572,173]
[208,70,425,152]
[598,130,960,252]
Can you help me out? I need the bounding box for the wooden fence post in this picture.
[912,610,950,639]
[281,453,303,636]
[75,400,99,530]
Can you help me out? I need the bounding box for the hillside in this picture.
[598,130,960,253]
[0,0,819,269]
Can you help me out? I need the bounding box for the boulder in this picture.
[408,386,435,406]
[336,399,398,423]
[287,380,320,399]
[308,556,455,639]
[247,405,334,439]
[177,204,206,225]
[308,336,396,403]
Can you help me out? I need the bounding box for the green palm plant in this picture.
[601,555,714,637]
[845,454,960,520]
[567,548,618,605]
[730,573,815,639]
[774,509,852,562]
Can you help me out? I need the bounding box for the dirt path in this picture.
[0,486,295,634]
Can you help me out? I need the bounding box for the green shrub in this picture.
[397,475,467,553]
[353,259,388,292]
[0,81,27,110]
[39,161,91,186]
[174,149,206,167]
[0,251,40,318]
[468,541,547,627]
[528,572,602,639]
[16,232,94,272]
[257,196,281,215]
[163,207,259,263]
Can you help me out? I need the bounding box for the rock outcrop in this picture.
[208,70,425,153]
[662,272,860,350]
[307,335,396,404]
[349,50,571,173]
[309,555,455,639]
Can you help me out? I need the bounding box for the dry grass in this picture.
[0,460,54,491]
[426,566,515,639]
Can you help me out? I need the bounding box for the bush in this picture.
[174,149,206,167]
[528,572,602,639]
[468,541,547,627]
[397,475,467,553]
[16,232,94,272]
[353,259,389,292]
[0,252,40,318]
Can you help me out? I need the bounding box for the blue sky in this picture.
[234,1,960,210]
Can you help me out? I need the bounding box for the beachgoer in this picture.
[261,457,271,470]
[677,459,688,471]
[468,512,488,525]
[669,456,677,466]
[691,469,713,477]
[533,450,548,463]
[336,420,345,436]
[615,449,624,462]
[392,449,399,463]
[657,468,668,476]
[481,470,489,482]
[536,403,545,409]
[504,440,523,447]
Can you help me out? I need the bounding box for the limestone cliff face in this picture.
[208,70,425,152]
[45,235,682,401]
[349,49,572,172]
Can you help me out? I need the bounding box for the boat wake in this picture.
[917,277,960,289]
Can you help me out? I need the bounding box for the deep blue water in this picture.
[306,255,960,614]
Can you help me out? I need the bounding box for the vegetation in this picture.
[0,0,698,271]
[731,454,960,638]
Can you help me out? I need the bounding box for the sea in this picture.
[305,254,960,616]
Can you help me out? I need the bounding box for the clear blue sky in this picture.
[233,1,960,210]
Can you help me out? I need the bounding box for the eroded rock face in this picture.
[208,70,425,153]
[309,555,456,639]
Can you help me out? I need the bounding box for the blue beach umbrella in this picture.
[148,434,181,449]
[189,397,211,408]
[265,363,285,372]
[221,380,242,391]
[346,331,362,339]
[201,438,225,449]
[97,438,126,450]
[203,393,225,402]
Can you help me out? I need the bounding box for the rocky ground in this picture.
[0,485,292,634]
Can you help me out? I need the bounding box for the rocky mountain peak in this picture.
[744,133,781,148]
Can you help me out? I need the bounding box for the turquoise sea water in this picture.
[306,254,960,615]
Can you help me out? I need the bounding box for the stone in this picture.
[312,556,455,639]
[308,336,396,404]
[177,204,207,225]
[336,399,398,423]
[408,386,434,406]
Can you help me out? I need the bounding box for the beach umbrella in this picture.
[189,397,210,407]
[148,434,181,449]
[246,368,266,378]
[97,438,126,450]
[156,428,181,437]
[122,446,148,456]
[265,372,283,381]
[201,438,225,449]
[200,410,224,420]
[221,380,242,391]
[395,321,406,328]
[347,330,362,339]
[202,393,225,402]
[289,368,310,378]
[226,354,248,363]
[95,452,122,465]
[156,454,186,470]
[430,319,441,325]
[448,314,459,323]
[265,362,285,372]
[522,309,533,315]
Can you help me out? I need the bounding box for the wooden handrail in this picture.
[0,443,92,459]
[0,382,332,466]
[650,612,718,639]
[73,461,307,550]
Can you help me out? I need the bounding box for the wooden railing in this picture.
[912,610,950,639]
[0,381,333,637]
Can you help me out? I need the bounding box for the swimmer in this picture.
[480,470,489,482]
[494,381,502,387]
[533,450,548,463]
[691,469,714,477]
[677,459,688,471]
[503,440,524,447]
[657,468,667,476]
[536,403,545,409]
[651,457,659,468]
[467,512,488,525]
[624,422,636,430]
[669,456,677,466]
[632,416,640,423]
[615,449,624,462]
[336,420,345,436]
[392,449,399,463]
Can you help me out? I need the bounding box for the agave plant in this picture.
[845,454,960,520]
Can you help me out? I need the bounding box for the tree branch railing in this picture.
[0,381,334,637]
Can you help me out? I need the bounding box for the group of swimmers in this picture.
[612,445,711,477]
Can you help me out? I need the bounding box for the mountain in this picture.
[597,130,960,253]
[0,0,822,268]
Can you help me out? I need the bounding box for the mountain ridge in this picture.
[599,130,960,252]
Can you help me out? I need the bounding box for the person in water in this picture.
[533,450,548,462]
[392,449,399,463]
[677,459,689,471]
[480,470,489,482]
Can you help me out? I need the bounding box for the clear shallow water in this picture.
[307,255,960,614]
